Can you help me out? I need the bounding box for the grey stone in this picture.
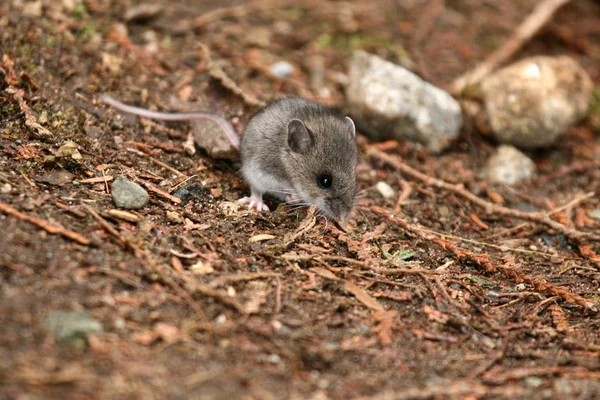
[481,56,593,148]
[346,50,462,152]
[483,145,536,185]
[111,176,149,209]
[191,120,237,160]
[43,310,103,343]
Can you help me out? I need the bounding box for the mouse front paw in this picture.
[238,196,270,212]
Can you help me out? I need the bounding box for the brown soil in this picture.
[1,1,600,399]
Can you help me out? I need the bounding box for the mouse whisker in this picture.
[286,203,312,209]
[270,189,295,195]
[354,190,368,199]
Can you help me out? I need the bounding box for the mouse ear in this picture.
[345,116,356,138]
[287,119,314,153]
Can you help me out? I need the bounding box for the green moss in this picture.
[316,31,408,60]
[479,34,500,51]
[18,44,32,58]
[76,22,98,45]
[279,7,304,20]
[72,3,88,19]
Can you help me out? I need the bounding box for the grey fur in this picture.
[240,97,358,220]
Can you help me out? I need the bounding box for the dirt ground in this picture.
[1,0,600,399]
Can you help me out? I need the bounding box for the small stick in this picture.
[273,277,282,316]
[85,206,244,314]
[372,206,596,310]
[84,206,204,315]
[451,0,572,94]
[148,156,186,177]
[7,87,52,136]
[208,272,283,288]
[142,181,182,204]
[484,192,595,240]
[369,148,600,242]
[20,171,37,188]
[78,176,114,184]
[394,179,412,213]
[415,226,556,257]
[0,202,89,245]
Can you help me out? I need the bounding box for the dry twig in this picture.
[85,206,214,315]
[484,192,594,240]
[372,206,597,311]
[451,0,572,94]
[369,148,600,243]
[0,202,90,245]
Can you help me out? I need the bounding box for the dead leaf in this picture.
[171,256,184,274]
[549,304,570,333]
[248,234,276,243]
[486,189,505,204]
[310,267,339,281]
[190,261,214,275]
[153,322,180,344]
[107,209,140,223]
[210,187,223,198]
[344,281,384,311]
[423,304,449,324]
[372,291,413,302]
[132,330,155,345]
[283,206,317,245]
[17,144,41,160]
[242,281,269,314]
[101,52,123,74]
[125,3,162,22]
[177,85,193,101]
[37,169,74,187]
[373,310,398,347]
[55,140,82,161]
[79,176,113,184]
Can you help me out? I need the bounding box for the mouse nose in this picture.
[329,198,352,222]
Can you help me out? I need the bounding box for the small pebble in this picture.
[515,283,527,291]
[483,145,536,185]
[1,183,11,193]
[267,354,281,364]
[215,314,227,324]
[190,261,214,275]
[111,176,149,209]
[43,310,103,344]
[166,210,183,224]
[525,377,544,388]
[375,181,395,199]
[270,61,295,78]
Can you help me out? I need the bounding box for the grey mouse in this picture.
[239,97,358,222]
[101,95,358,221]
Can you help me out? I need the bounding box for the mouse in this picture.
[101,95,358,222]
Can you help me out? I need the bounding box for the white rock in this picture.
[270,61,295,78]
[481,56,593,148]
[346,51,462,153]
[375,181,395,199]
[484,145,536,185]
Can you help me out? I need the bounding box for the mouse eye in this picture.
[317,173,333,189]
